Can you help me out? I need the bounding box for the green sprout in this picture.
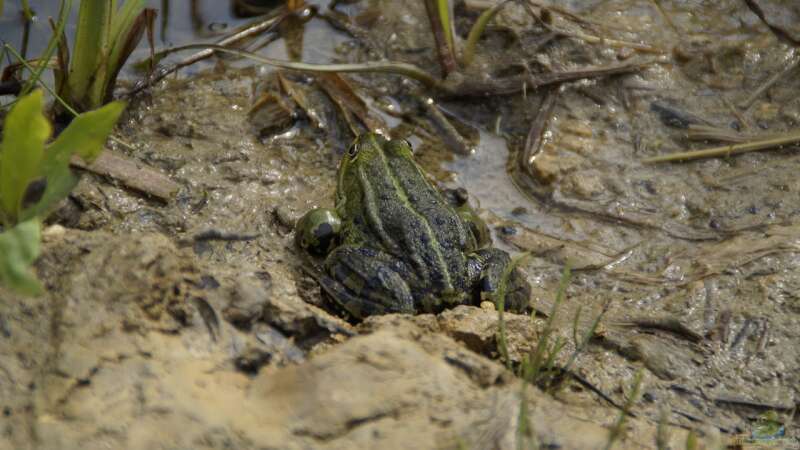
[0,90,124,295]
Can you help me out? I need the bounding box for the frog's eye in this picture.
[347,143,359,159]
[400,138,416,155]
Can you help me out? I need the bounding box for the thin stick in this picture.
[738,54,800,110]
[70,151,180,202]
[686,125,749,143]
[643,130,800,163]
[647,0,679,35]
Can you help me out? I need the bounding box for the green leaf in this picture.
[48,100,125,163]
[0,90,51,225]
[110,0,147,44]
[20,100,126,221]
[67,0,113,111]
[0,219,43,296]
[105,4,150,103]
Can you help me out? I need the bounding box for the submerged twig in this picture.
[738,53,800,110]
[420,97,473,155]
[686,124,750,143]
[520,87,558,174]
[643,129,800,163]
[439,60,653,97]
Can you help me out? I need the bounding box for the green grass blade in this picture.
[603,369,644,450]
[0,90,51,225]
[0,219,43,296]
[20,100,125,221]
[462,0,510,67]
[68,0,113,110]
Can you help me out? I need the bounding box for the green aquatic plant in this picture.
[424,0,515,70]
[2,0,151,114]
[57,0,152,113]
[0,90,124,295]
[3,1,150,109]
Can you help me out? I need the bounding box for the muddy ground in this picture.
[1,0,799,449]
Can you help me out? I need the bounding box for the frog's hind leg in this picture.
[467,248,531,313]
[322,246,416,319]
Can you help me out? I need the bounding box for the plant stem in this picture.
[162,43,441,88]
[20,0,33,21]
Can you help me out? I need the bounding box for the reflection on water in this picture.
[443,131,563,234]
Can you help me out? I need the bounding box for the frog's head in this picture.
[336,132,414,205]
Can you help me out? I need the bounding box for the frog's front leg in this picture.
[467,248,531,313]
[322,246,417,319]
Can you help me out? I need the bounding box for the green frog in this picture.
[295,133,530,319]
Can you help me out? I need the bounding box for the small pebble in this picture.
[42,224,66,240]
[497,225,517,236]
[511,206,528,216]
[480,301,496,311]
[274,205,298,228]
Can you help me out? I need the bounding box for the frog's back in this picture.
[354,143,474,296]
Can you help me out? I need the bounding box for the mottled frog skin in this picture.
[296,133,530,319]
